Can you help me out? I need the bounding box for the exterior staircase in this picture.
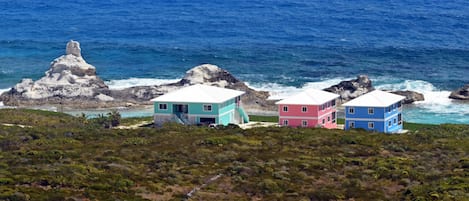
[236,107,249,123]
[173,113,189,125]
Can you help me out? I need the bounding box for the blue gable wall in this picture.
[345,106,385,119]
[344,102,403,133]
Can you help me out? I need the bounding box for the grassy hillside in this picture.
[0,109,467,200]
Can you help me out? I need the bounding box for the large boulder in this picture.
[449,84,469,100]
[178,64,275,111]
[323,75,374,102]
[0,40,111,107]
[178,64,240,87]
[114,64,277,111]
[391,90,425,104]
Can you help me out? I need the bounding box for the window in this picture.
[332,100,336,106]
[321,104,325,110]
[283,106,288,112]
[368,108,374,115]
[388,121,392,127]
[322,119,325,124]
[327,116,331,122]
[283,120,289,126]
[394,118,397,125]
[349,107,355,114]
[398,101,402,108]
[368,122,374,129]
[203,104,212,112]
[327,102,330,108]
[159,104,167,110]
[302,120,308,127]
[349,121,355,128]
[301,106,307,113]
[398,114,402,125]
[332,112,336,123]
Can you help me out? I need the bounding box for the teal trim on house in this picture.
[154,102,173,114]
[219,111,233,125]
[187,102,218,115]
[219,99,236,114]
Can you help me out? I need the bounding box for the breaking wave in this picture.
[246,77,349,100]
[105,78,180,90]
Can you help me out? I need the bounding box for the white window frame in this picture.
[349,107,355,114]
[349,121,355,128]
[203,104,212,112]
[302,120,308,127]
[301,106,307,113]
[283,106,288,112]
[283,119,289,126]
[368,122,374,129]
[159,103,167,110]
[368,107,374,115]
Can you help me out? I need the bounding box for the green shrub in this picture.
[122,137,151,146]
[0,178,14,185]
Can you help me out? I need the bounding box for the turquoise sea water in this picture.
[1,0,469,124]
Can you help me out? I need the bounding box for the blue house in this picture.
[151,84,249,126]
[343,90,405,133]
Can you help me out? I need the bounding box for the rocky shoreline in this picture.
[2,40,467,114]
[0,41,276,112]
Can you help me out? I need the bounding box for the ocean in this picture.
[1,0,469,124]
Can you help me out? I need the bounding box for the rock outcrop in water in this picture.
[0,40,114,108]
[178,64,240,87]
[324,76,425,104]
[111,64,276,111]
[180,64,275,110]
[323,75,374,102]
[0,41,275,111]
[449,84,469,100]
[390,90,425,104]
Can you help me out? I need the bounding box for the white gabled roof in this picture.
[342,90,405,107]
[275,89,339,105]
[150,84,245,104]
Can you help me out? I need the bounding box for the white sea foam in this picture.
[246,77,349,100]
[105,78,180,90]
[0,88,8,108]
[375,79,469,123]
[0,88,9,94]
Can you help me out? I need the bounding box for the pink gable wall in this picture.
[278,101,337,129]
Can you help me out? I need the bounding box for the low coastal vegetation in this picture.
[0,109,467,200]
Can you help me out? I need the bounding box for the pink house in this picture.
[275,89,340,129]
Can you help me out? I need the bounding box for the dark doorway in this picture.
[200,118,216,124]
